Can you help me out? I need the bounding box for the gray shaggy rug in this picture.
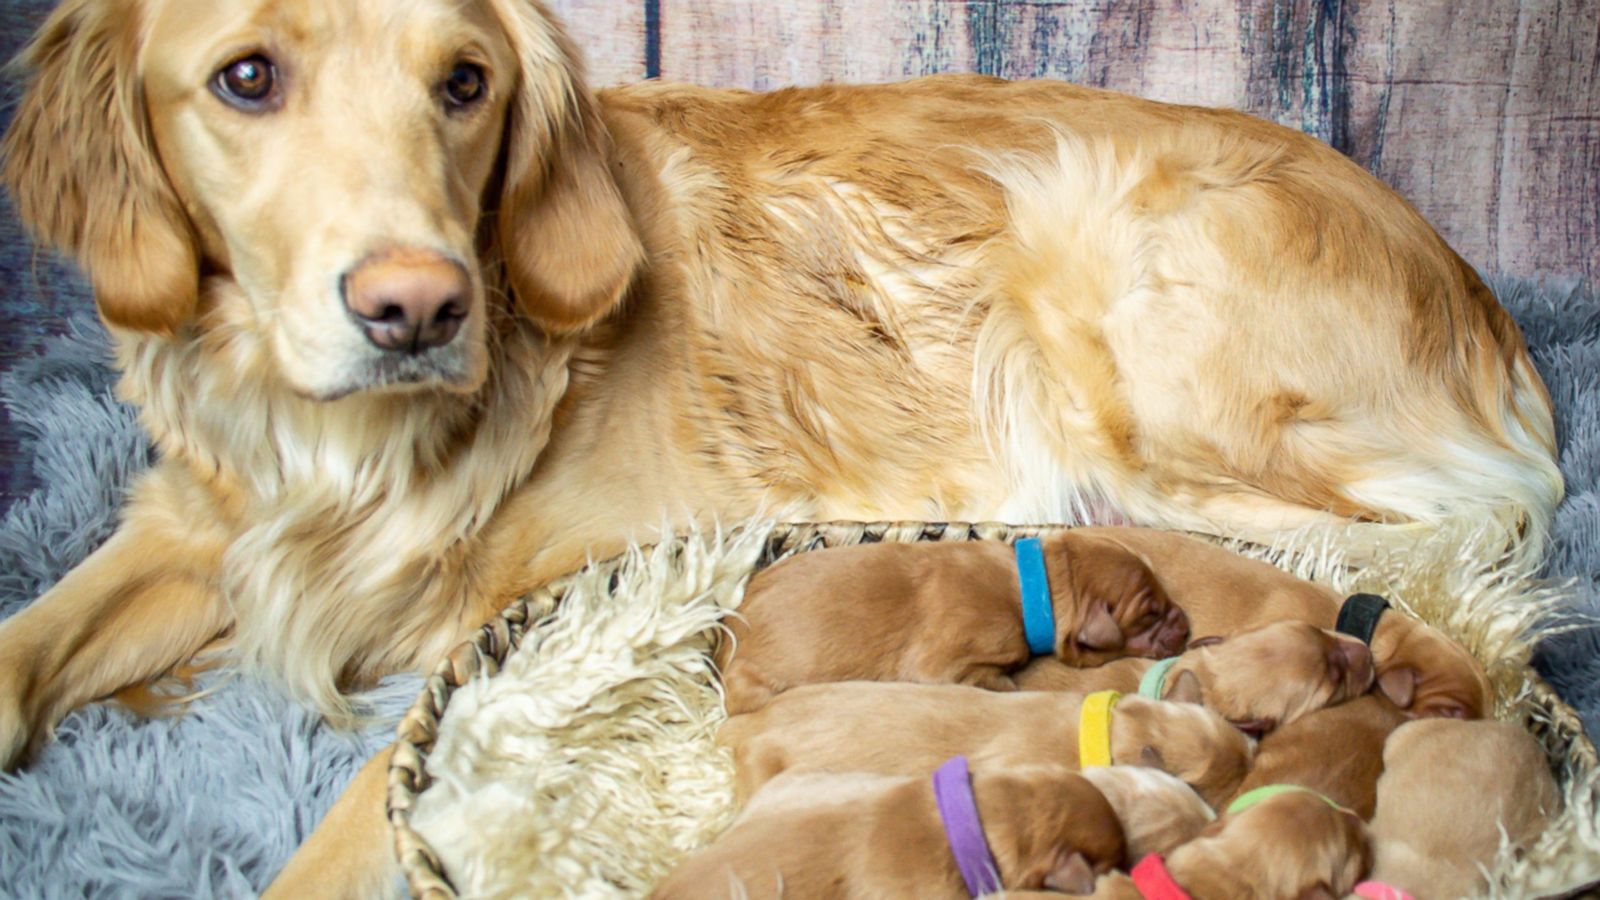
[0,277,1594,896]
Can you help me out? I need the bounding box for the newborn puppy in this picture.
[1017,620,1376,735]
[720,682,1252,807]
[650,765,1126,899]
[1079,767,1214,860]
[716,533,1189,713]
[1367,718,1560,898]
[1064,527,1491,720]
[1228,695,1407,818]
[1079,788,1372,899]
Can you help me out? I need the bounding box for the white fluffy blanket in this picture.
[409,521,1600,899]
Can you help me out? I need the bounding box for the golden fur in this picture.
[715,533,1189,713]
[0,0,1559,890]
[1056,527,1494,720]
[1369,719,1560,897]
[1083,789,1373,899]
[1078,767,1214,862]
[1228,694,1408,819]
[718,682,1253,808]
[1016,620,1376,734]
[651,765,1126,899]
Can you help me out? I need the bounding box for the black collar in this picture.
[1336,593,1390,644]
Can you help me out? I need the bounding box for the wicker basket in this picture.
[386,521,1600,899]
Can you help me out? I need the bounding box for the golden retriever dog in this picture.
[0,0,1559,892]
[1015,620,1376,736]
[1367,719,1560,898]
[1055,528,1494,720]
[1228,694,1408,819]
[1076,767,1214,862]
[1069,788,1373,899]
[716,533,1190,714]
[719,682,1253,807]
[650,765,1127,899]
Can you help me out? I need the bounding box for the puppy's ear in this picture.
[1041,850,1096,894]
[1076,604,1125,651]
[1164,669,1204,705]
[489,0,643,334]
[2,0,198,334]
[1377,666,1417,710]
[1139,744,1167,770]
[1227,717,1276,738]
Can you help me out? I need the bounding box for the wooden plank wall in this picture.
[1,0,1596,509]
[558,0,1598,282]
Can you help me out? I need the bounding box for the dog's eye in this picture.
[213,54,279,110]
[443,63,487,110]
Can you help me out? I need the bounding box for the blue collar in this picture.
[1014,537,1055,656]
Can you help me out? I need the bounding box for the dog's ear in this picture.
[1377,666,1417,710]
[1041,850,1096,894]
[1139,744,1167,770]
[489,0,643,334]
[1164,668,1204,705]
[1076,604,1126,651]
[1,0,198,334]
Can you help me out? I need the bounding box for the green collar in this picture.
[1137,656,1181,699]
[1225,783,1346,816]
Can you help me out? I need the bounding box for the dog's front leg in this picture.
[0,466,230,769]
[265,743,398,900]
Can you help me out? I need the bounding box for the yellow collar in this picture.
[1078,690,1121,768]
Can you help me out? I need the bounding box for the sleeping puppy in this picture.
[719,682,1252,807]
[1015,620,1375,736]
[650,765,1126,899]
[1079,767,1214,861]
[1069,788,1372,899]
[1366,718,1559,898]
[1227,695,1407,819]
[715,533,1189,713]
[1062,527,1491,720]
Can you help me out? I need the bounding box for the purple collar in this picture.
[932,756,1002,897]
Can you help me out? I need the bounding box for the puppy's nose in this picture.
[341,250,469,353]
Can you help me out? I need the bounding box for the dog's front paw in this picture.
[0,684,35,771]
[0,649,44,770]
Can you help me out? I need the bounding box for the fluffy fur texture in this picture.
[408,515,1600,898]
[0,277,1591,894]
[0,325,420,896]
[408,525,766,899]
[0,0,1567,794]
[1078,766,1215,861]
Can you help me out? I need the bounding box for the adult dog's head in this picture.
[3,0,641,399]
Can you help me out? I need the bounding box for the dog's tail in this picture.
[1317,261,1562,563]
[969,132,1562,563]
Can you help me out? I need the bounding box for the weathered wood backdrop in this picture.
[0,0,1596,508]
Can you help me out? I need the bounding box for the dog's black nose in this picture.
[341,250,469,353]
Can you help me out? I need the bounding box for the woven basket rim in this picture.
[386,520,1600,900]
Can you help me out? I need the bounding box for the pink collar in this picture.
[1130,854,1192,900]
